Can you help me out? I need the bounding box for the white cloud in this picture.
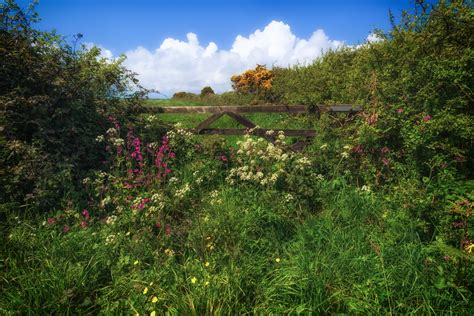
[366,32,384,43]
[109,21,345,96]
[83,42,114,60]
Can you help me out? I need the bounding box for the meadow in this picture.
[1,0,473,314]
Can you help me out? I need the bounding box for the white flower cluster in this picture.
[106,128,117,135]
[95,135,105,143]
[228,133,290,187]
[174,183,191,199]
[341,145,352,159]
[105,234,116,245]
[106,215,117,225]
[112,138,124,147]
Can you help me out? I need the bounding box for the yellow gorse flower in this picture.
[143,287,148,294]
[151,296,158,303]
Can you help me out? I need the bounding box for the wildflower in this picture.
[204,281,210,286]
[63,225,70,233]
[380,146,390,155]
[341,152,349,159]
[151,296,158,303]
[382,158,390,166]
[397,108,404,113]
[164,248,175,256]
[191,277,197,284]
[204,261,210,267]
[82,209,90,220]
[165,224,171,236]
[443,255,450,262]
[423,115,432,122]
[134,260,139,265]
[275,258,281,263]
[465,243,474,254]
[95,135,105,142]
[105,235,116,244]
[143,287,148,294]
[80,221,88,228]
[150,311,156,316]
[105,215,117,225]
[47,217,56,225]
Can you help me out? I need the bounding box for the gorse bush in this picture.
[0,0,145,211]
[231,64,275,102]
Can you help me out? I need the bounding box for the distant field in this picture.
[144,98,316,146]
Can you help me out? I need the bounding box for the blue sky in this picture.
[26,0,421,95]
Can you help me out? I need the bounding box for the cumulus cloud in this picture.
[83,42,114,60]
[366,32,384,43]
[115,21,345,96]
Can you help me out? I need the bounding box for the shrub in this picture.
[200,86,215,97]
[230,65,275,102]
[0,0,145,211]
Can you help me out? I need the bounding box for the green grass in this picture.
[145,98,319,147]
[1,106,472,314]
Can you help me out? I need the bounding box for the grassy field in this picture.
[2,98,472,314]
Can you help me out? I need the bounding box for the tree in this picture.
[200,86,215,97]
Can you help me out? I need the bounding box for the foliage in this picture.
[172,91,198,99]
[231,64,275,102]
[1,0,473,314]
[0,0,145,210]
[200,86,215,97]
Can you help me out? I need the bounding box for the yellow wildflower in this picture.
[134,260,139,265]
[205,281,210,286]
[143,287,148,295]
[151,296,158,303]
[191,277,197,284]
[204,261,210,267]
[465,243,474,254]
[150,311,156,316]
[275,258,281,263]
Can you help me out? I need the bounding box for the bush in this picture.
[0,0,145,211]
[200,86,215,97]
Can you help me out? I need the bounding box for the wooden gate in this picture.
[142,104,362,151]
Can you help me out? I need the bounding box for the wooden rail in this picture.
[140,104,362,151]
[142,104,362,114]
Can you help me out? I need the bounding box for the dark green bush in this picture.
[0,0,145,211]
[200,86,215,97]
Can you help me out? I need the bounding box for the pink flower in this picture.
[63,225,70,233]
[423,115,432,122]
[382,158,390,166]
[80,221,88,228]
[443,255,450,262]
[220,155,228,162]
[397,108,404,113]
[169,152,176,158]
[165,224,171,236]
[82,209,90,220]
[380,147,390,155]
[47,217,56,225]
